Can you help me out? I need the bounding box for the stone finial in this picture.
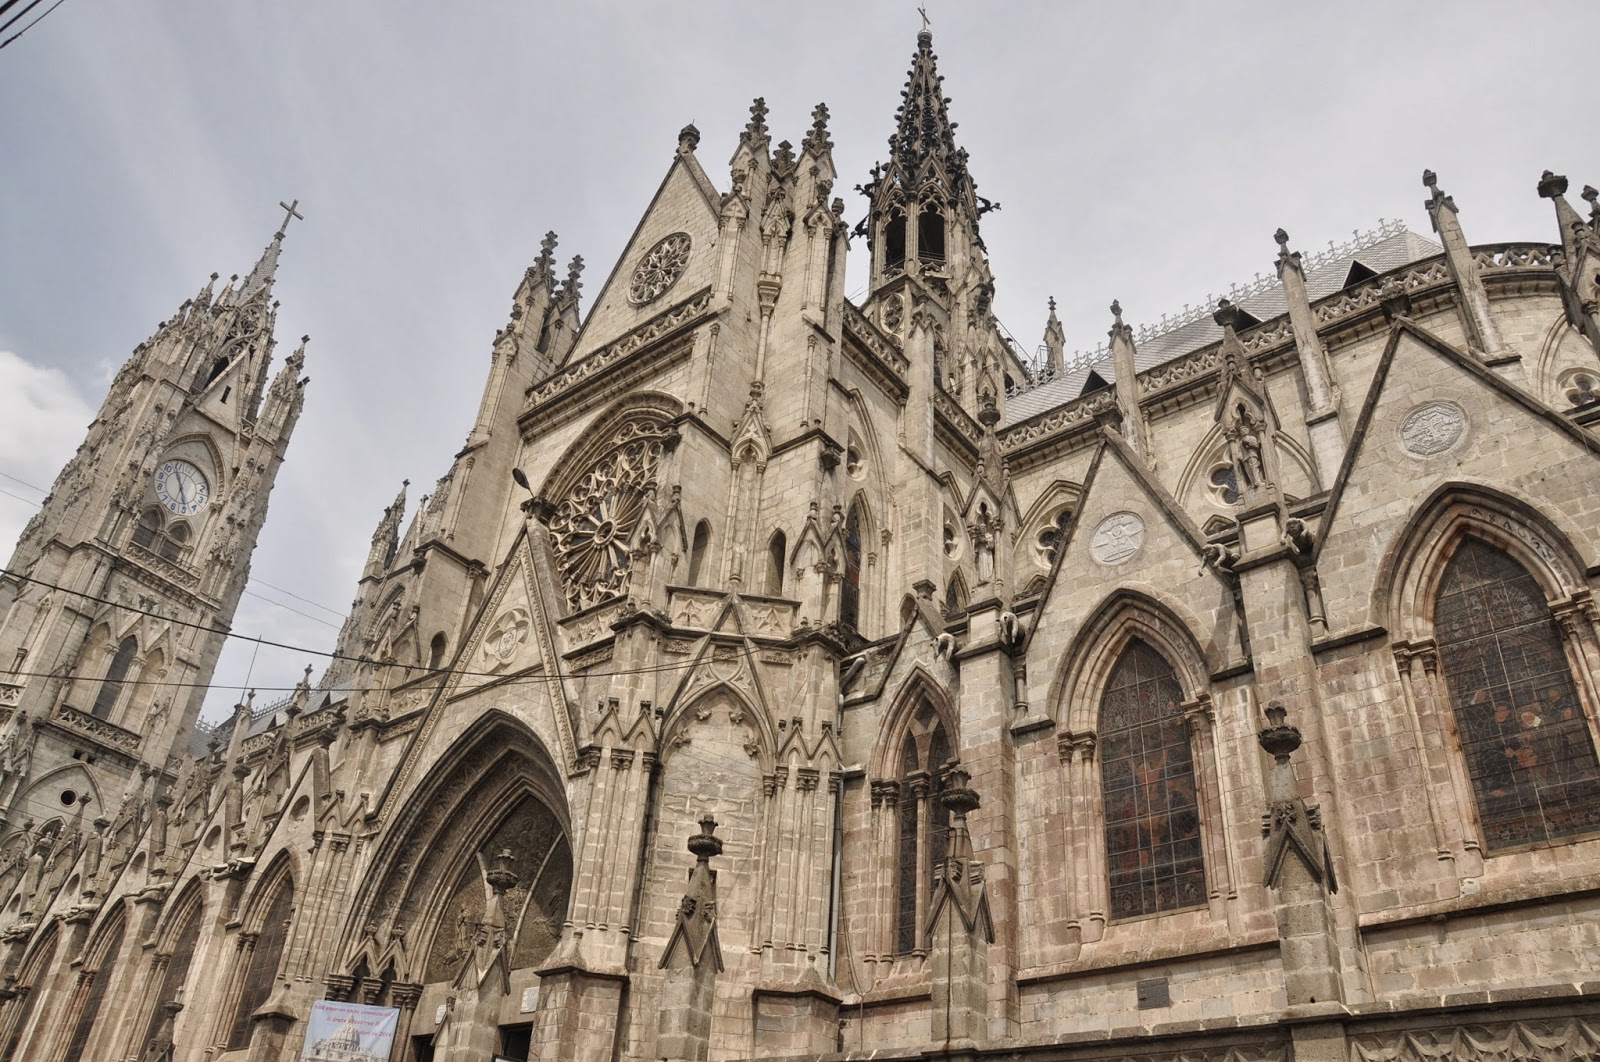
[559,254,585,301]
[485,849,519,895]
[741,97,770,146]
[534,231,558,274]
[1422,167,1458,225]
[1538,169,1570,199]
[1110,299,1123,325]
[687,815,723,864]
[1213,298,1240,331]
[940,765,980,818]
[772,139,795,175]
[802,102,833,157]
[1583,185,1599,225]
[677,122,701,154]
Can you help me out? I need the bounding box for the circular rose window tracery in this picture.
[548,419,670,609]
[628,232,692,305]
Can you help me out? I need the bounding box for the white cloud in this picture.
[0,351,94,561]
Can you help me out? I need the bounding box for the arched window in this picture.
[687,520,711,586]
[765,531,786,596]
[140,898,203,1055]
[1099,640,1206,920]
[884,211,906,273]
[917,204,946,267]
[943,575,967,618]
[0,924,57,1062]
[227,878,294,1050]
[840,502,864,631]
[62,913,126,1062]
[132,507,162,549]
[91,636,137,720]
[428,632,448,671]
[159,521,190,561]
[895,702,952,954]
[1434,538,1600,852]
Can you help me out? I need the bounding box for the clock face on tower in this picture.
[154,460,209,516]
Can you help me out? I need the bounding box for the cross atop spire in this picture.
[276,198,304,238]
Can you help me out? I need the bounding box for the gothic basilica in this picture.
[5,25,1600,1062]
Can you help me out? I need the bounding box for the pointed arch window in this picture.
[227,878,294,1050]
[132,507,163,549]
[0,924,57,1062]
[1099,641,1206,920]
[140,898,204,1056]
[840,503,864,631]
[895,702,952,954]
[883,210,907,274]
[765,531,786,596]
[91,636,137,720]
[917,204,946,267]
[62,915,126,1062]
[1434,538,1600,851]
[687,520,711,586]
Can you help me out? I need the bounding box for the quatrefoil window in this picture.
[627,232,692,305]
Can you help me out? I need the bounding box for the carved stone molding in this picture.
[1351,1018,1600,1061]
[53,704,142,754]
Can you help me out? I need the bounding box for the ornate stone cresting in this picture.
[657,815,724,1062]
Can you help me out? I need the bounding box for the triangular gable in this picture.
[1315,317,1600,557]
[563,154,724,366]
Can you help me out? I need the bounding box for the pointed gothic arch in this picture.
[222,853,295,1051]
[136,877,206,1057]
[1381,485,1600,857]
[0,920,57,1062]
[90,634,138,720]
[339,711,572,995]
[60,902,129,1062]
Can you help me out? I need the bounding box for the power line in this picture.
[240,589,343,630]
[0,487,41,507]
[0,0,66,49]
[247,577,345,619]
[2,566,737,688]
[0,470,46,495]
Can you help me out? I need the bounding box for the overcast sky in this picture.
[2,2,1595,723]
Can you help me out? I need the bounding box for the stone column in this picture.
[656,816,723,1062]
[926,768,992,1050]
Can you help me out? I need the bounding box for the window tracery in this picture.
[1434,538,1600,851]
[627,232,692,305]
[62,914,125,1062]
[548,418,672,609]
[1208,465,1241,506]
[1036,507,1073,566]
[840,502,864,630]
[1099,640,1206,920]
[227,878,294,1050]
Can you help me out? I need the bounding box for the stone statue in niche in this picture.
[1225,402,1268,492]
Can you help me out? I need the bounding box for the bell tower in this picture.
[0,206,309,837]
[857,23,1013,420]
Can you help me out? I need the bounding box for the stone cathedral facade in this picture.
[4,25,1600,1062]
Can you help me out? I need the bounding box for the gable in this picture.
[565,155,723,365]
[1316,320,1600,632]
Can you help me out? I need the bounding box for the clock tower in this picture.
[0,208,308,837]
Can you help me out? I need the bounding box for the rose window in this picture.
[548,425,667,609]
[627,232,692,305]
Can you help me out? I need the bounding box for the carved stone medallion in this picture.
[1400,401,1466,456]
[1090,511,1145,565]
[480,607,531,672]
[627,232,692,305]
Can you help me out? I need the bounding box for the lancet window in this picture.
[140,899,203,1054]
[227,878,294,1050]
[840,502,864,630]
[895,701,952,954]
[1434,538,1600,851]
[62,914,126,1062]
[1099,640,1206,920]
[0,925,57,1062]
[90,636,137,720]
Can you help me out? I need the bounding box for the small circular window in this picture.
[627,232,692,305]
[60,789,77,807]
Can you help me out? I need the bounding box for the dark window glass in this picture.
[687,521,711,586]
[1435,538,1600,851]
[228,882,294,1050]
[766,532,786,596]
[917,205,946,266]
[132,508,162,548]
[62,918,125,1062]
[141,902,203,1055]
[1099,641,1206,919]
[894,705,951,954]
[91,637,138,720]
[840,504,863,630]
[884,213,906,272]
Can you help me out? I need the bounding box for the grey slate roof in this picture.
[1005,225,1442,424]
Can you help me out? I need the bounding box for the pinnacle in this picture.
[741,97,770,146]
[801,102,833,157]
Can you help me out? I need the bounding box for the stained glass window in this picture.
[227,880,294,1050]
[840,503,863,631]
[894,704,950,954]
[1099,641,1206,920]
[0,925,56,1062]
[1434,538,1600,852]
[62,916,125,1062]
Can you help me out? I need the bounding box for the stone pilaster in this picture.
[1275,229,1345,485]
[925,767,992,1050]
[1423,169,1511,371]
[656,816,723,1062]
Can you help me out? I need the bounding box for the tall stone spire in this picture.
[1107,300,1147,464]
[1042,297,1064,375]
[237,199,302,301]
[1422,169,1507,362]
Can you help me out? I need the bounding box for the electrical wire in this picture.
[0,486,42,506]
[246,578,345,619]
[0,0,64,49]
[0,470,46,494]
[239,589,342,630]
